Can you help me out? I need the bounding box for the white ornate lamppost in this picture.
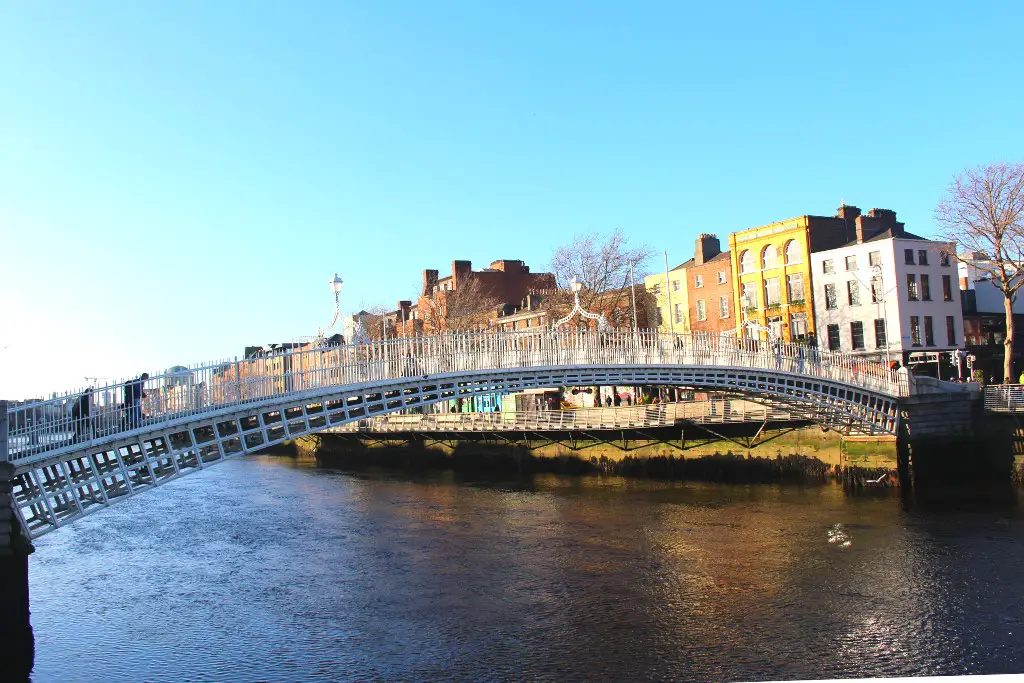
[552,279,610,331]
[739,294,777,343]
[314,273,344,346]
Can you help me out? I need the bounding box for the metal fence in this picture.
[340,398,802,433]
[983,385,1024,412]
[4,330,908,464]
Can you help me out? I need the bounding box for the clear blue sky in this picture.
[1,1,1022,398]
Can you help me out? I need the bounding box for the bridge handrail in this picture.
[340,398,797,433]
[4,329,905,464]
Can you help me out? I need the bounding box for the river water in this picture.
[25,455,1024,682]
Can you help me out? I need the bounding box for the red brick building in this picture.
[685,234,735,335]
[392,259,556,335]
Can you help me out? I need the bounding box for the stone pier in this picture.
[1,400,35,681]
[897,389,1011,487]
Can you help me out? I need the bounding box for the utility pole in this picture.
[664,251,675,335]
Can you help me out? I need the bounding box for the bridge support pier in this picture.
[896,392,1009,490]
[1,401,35,681]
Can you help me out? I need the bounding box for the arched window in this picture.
[784,240,801,264]
[739,250,754,274]
[761,244,778,269]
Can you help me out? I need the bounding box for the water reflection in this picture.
[25,457,1024,682]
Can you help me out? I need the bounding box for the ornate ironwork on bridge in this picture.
[4,330,922,537]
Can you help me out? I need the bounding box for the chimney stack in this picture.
[694,234,721,265]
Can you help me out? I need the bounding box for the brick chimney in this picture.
[837,204,862,222]
[452,260,472,290]
[422,269,438,297]
[694,234,721,266]
[855,208,904,243]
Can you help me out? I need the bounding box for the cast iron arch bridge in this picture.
[4,330,914,538]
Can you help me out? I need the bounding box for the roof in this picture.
[834,229,931,249]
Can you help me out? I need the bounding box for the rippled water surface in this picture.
[27,456,1024,682]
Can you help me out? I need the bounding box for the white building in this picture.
[811,227,962,368]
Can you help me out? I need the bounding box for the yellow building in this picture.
[728,205,861,343]
[643,260,689,334]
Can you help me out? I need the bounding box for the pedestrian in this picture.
[605,395,612,407]
[123,373,149,429]
[71,388,93,442]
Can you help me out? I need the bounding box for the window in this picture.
[924,316,934,346]
[823,259,834,274]
[870,276,883,303]
[941,252,951,266]
[824,283,838,310]
[905,249,915,265]
[921,274,931,301]
[787,273,804,302]
[764,278,781,306]
[847,281,861,306]
[918,249,929,266]
[761,245,778,269]
[845,255,857,271]
[946,316,956,345]
[741,282,757,309]
[942,275,953,301]
[767,316,783,340]
[910,316,921,346]
[850,321,865,350]
[827,324,841,351]
[907,274,918,301]
[696,299,706,321]
[719,295,729,318]
[874,319,887,349]
[784,240,801,264]
[674,303,683,324]
[694,274,704,288]
[739,250,754,273]
[868,251,881,267]
[672,280,680,292]
[717,270,727,284]
[791,313,808,340]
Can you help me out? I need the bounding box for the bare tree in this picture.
[421,274,501,332]
[547,228,654,328]
[350,304,393,342]
[935,162,1024,381]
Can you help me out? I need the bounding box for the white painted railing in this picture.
[4,330,907,464]
[341,399,800,433]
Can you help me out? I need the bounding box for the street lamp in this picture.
[870,264,893,368]
[552,278,610,331]
[739,294,776,342]
[314,273,344,346]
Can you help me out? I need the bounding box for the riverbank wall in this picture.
[288,425,898,488]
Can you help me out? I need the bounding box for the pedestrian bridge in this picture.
[3,330,924,537]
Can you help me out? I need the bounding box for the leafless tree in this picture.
[421,274,501,332]
[350,304,394,342]
[935,162,1024,381]
[546,228,654,328]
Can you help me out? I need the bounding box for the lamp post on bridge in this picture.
[552,279,611,331]
[314,273,344,347]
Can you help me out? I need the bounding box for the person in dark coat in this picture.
[123,373,149,429]
[72,388,93,442]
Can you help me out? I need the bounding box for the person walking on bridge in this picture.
[123,373,149,430]
[71,388,93,442]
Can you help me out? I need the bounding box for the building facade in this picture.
[388,259,556,336]
[684,234,734,335]
[728,205,906,344]
[643,261,688,334]
[810,225,962,370]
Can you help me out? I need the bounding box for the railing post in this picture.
[0,401,6,465]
